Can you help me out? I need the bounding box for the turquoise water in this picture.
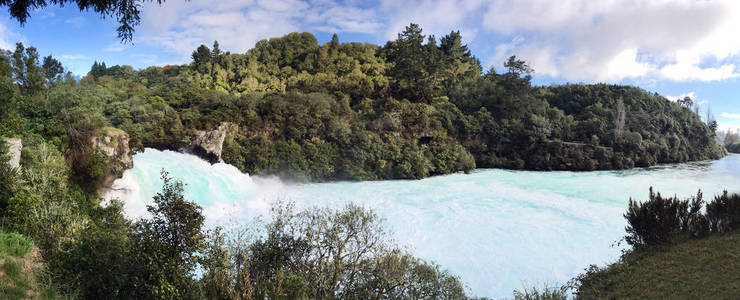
[105,149,740,298]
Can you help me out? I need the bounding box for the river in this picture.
[104,149,740,298]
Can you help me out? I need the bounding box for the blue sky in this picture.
[2,0,739,132]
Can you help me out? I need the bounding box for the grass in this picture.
[575,231,740,298]
[0,232,61,300]
[0,233,33,258]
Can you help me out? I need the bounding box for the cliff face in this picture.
[91,128,133,181]
[2,138,21,169]
[192,122,237,163]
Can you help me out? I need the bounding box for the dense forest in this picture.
[0,24,730,299]
[2,24,724,184]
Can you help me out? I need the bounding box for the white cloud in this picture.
[665,92,696,102]
[64,17,85,27]
[0,21,22,50]
[721,112,740,119]
[129,0,740,83]
[380,0,485,42]
[484,0,740,82]
[60,55,87,60]
[105,43,130,52]
[136,0,384,62]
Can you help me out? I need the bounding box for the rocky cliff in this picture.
[2,138,21,169]
[91,128,133,182]
[192,122,237,163]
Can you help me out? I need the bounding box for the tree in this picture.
[0,140,17,216]
[724,129,739,146]
[504,55,534,75]
[11,42,44,95]
[210,40,222,87]
[42,55,64,85]
[247,201,469,299]
[126,170,205,299]
[614,97,626,140]
[89,61,109,78]
[0,0,174,42]
[384,23,441,102]
[328,33,339,54]
[678,96,693,108]
[191,44,211,74]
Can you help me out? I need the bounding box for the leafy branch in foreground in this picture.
[0,0,171,42]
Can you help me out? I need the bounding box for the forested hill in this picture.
[0,24,726,185]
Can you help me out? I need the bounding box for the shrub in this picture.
[705,191,740,234]
[241,201,471,299]
[125,170,205,300]
[624,188,705,247]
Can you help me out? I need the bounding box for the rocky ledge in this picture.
[191,122,237,163]
[2,138,22,169]
[91,128,133,182]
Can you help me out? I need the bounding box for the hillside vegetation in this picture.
[1,24,724,184]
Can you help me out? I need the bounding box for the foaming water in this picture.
[105,149,740,298]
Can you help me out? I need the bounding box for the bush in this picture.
[624,188,705,247]
[706,191,740,234]
[125,170,205,300]
[220,201,472,299]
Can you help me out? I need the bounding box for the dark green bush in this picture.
[706,191,740,234]
[624,188,705,247]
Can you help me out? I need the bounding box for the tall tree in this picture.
[42,55,64,85]
[504,55,534,75]
[678,96,693,108]
[439,30,480,92]
[127,170,205,299]
[191,44,211,74]
[210,40,222,87]
[384,23,441,102]
[615,97,626,140]
[10,43,44,95]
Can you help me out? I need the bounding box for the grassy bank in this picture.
[575,232,740,298]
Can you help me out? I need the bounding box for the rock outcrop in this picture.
[2,138,21,169]
[192,122,237,163]
[91,128,133,180]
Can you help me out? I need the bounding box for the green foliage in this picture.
[0,25,732,300]
[126,170,206,299]
[624,189,740,248]
[58,200,131,298]
[705,191,740,233]
[244,201,470,299]
[0,140,18,216]
[512,284,567,300]
[572,232,740,299]
[727,143,740,153]
[575,189,740,297]
[0,232,33,257]
[624,188,706,247]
